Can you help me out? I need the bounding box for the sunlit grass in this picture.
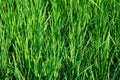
[0,0,120,80]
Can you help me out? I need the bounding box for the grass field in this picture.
[0,0,120,80]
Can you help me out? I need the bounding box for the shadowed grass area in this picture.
[0,0,120,80]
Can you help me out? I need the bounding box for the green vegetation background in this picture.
[0,0,120,80]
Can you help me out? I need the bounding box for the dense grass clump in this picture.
[0,0,120,80]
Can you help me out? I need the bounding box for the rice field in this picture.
[0,0,120,80]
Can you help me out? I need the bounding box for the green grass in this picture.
[0,0,120,80]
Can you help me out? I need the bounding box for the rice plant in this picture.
[0,0,120,80]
